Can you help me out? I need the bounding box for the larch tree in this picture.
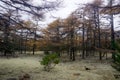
[0,0,62,56]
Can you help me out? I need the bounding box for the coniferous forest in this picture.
[0,0,120,80]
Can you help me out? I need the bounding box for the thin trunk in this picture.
[97,8,102,60]
[93,6,101,60]
[82,24,85,59]
[109,0,115,60]
[33,29,36,55]
[4,16,10,56]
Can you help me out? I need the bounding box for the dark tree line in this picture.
[0,0,62,56]
[41,0,120,61]
[0,0,120,62]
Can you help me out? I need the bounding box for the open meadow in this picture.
[0,52,120,80]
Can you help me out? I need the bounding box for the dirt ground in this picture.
[0,53,120,80]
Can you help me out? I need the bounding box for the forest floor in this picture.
[0,52,120,80]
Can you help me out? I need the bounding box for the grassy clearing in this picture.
[0,53,119,80]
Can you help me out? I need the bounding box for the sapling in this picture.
[40,53,59,71]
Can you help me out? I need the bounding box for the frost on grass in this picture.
[0,55,118,80]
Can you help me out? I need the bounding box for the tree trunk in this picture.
[82,24,85,59]
[109,0,115,60]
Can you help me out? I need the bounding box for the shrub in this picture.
[112,42,120,71]
[40,53,59,71]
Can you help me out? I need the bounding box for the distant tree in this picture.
[41,19,64,55]
[63,13,80,61]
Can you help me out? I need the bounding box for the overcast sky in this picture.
[31,0,119,30]
[50,0,94,18]
[36,0,94,27]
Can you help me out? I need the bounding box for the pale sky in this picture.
[32,0,119,30]
[35,0,94,27]
[49,0,94,18]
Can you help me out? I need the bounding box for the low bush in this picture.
[40,53,59,71]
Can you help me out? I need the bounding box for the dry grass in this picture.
[0,53,119,80]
